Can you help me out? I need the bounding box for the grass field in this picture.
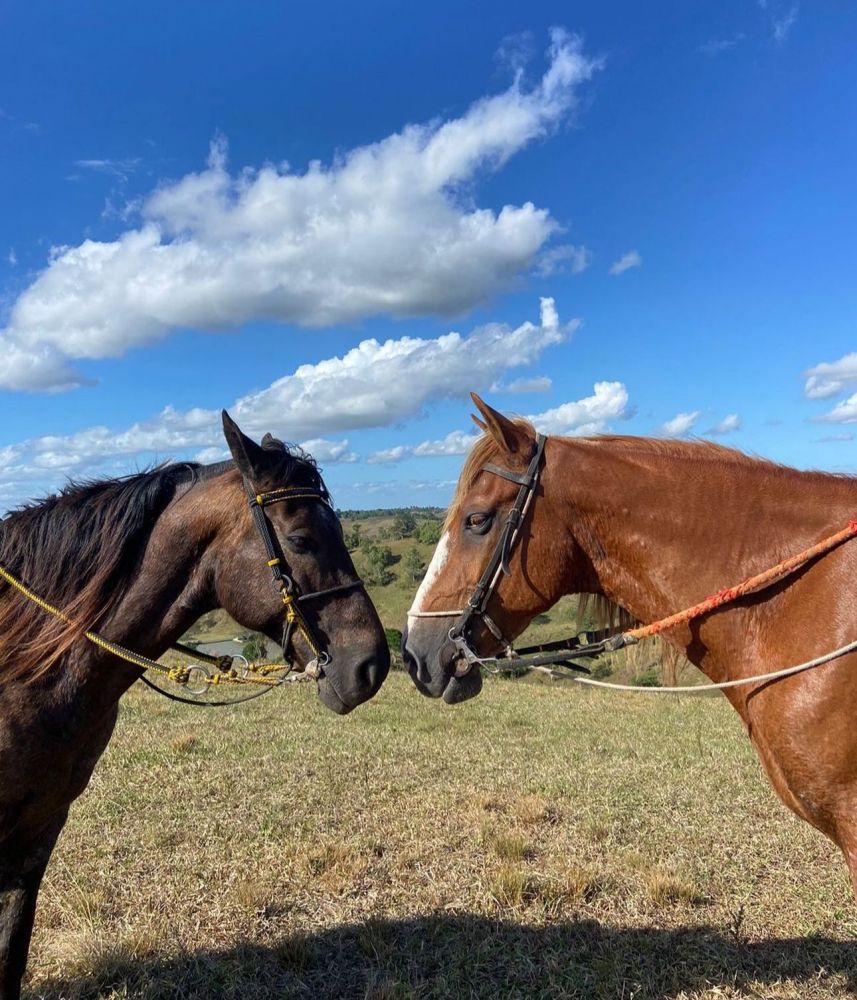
[26,671,857,1000]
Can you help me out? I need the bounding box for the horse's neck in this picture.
[551,437,852,655]
[96,480,222,667]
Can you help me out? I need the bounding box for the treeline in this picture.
[337,506,446,520]
[346,510,444,587]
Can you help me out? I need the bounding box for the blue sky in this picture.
[1,0,855,510]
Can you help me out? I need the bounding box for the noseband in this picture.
[245,481,364,678]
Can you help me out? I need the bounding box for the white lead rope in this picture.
[561,638,857,694]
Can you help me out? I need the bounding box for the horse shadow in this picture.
[28,914,857,1000]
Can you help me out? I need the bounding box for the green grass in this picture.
[26,672,857,1000]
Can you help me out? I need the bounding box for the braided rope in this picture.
[625,519,857,642]
[0,563,283,690]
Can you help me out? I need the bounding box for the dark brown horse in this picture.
[403,394,857,893]
[0,413,389,999]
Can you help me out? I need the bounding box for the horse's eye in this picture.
[286,534,312,553]
[465,512,493,535]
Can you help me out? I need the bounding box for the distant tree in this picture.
[400,546,424,583]
[364,544,395,586]
[347,522,362,550]
[384,627,404,669]
[417,520,443,545]
[393,511,417,539]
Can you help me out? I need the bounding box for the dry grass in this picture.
[24,672,857,1000]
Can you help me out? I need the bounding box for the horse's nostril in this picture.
[352,649,389,696]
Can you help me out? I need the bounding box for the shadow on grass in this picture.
[28,914,857,1000]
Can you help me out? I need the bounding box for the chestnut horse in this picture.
[403,394,857,893]
[0,413,389,999]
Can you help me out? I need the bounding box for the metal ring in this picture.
[316,650,331,667]
[231,654,250,678]
[185,663,211,696]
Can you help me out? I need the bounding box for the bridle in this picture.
[407,434,578,674]
[244,479,365,679]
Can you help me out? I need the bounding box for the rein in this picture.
[408,434,857,690]
[0,479,364,707]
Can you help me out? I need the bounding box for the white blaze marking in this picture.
[408,532,450,616]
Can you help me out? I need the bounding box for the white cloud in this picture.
[817,433,853,443]
[0,30,600,392]
[7,248,16,267]
[535,243,591,276]
[661,410,700,436]
[75,158,140,181]
[298,438,358,464]
[528,381,630,435]
[608,250,641,275]
[773,3,799,42]
[232,297,573,438]
[368,381,631,464]
[812,393,857,425]
[803,353,857,400]
[368,430,480,464]
[706,413,741,435]
[491,375,552,394]
[0,299,568,500]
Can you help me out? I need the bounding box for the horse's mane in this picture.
[447,422,855,534]
[0,438,326,684]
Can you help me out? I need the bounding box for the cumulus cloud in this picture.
[803,353,857,400]
[368,430,481,464]
[528,382,630,435]
[0,299,568,501]
[608,250,641,275]
[706,413,741,435]
[232,297,572,438]
[367,380,631,464]
[811,393,857,425]
[0,29,600,392]
[661,411,699,436]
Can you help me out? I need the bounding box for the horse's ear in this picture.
[469,392,533,456]
[222,410,269,482]
[470,413,488,431]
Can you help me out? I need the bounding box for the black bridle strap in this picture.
[244,480,364,669]
[450,434,547,654]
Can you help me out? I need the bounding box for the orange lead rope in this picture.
[624,519,857,644]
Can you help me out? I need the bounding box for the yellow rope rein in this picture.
[0,563,286,692]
